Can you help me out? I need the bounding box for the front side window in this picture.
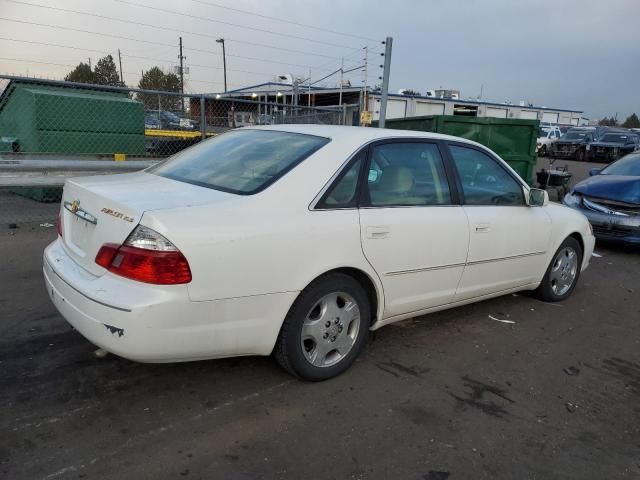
[364,143,451,207]
[152,129,329,194]
[448,145,524,206]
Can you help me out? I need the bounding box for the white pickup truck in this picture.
[537,126,562,156]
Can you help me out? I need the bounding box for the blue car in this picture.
[563,152,640,244]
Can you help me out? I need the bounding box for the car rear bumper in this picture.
[44,238,296,362]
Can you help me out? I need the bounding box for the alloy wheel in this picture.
[300,292,361,367]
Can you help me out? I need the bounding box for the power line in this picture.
[0,56,246,89]
[0,18,332,71]
[185,0,378,43]
[4,0,345,60]
[0,37,308,83]
[114,0,359,51]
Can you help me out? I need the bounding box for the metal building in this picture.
[202,82,585,126]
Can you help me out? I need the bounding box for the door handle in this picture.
[474,223,491,233]
[367,226,390,239]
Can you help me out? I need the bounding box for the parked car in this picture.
[145,110,198,131]
[536,126,562,156]
[563,152,640,244]
[549,127,596,161]
[144,113,161,130]
[587,130,639,163]
[44,126,594,381]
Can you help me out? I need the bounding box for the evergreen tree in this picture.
[622,113,640,129]
[93,55,121,86]
[64,62,96,84]
[137,67,182,110]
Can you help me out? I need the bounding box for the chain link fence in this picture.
[0,74,347,228]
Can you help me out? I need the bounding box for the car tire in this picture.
[539,145,547,157]
[575,149,585,161]
[274,273,371,381]
[535,237,583,302]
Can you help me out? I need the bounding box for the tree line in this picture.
[64,55,182,110]
[598,113,640,129]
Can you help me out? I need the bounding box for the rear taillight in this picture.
[57,209,63,237]
[95,226,191,285]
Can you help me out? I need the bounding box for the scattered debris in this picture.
[94,348,108,358]
[488,315,515,324]
[563,366,580,376]
[424,471,450,480]
[39,222,54,228]
[565,402,579,413]
[591,252,602,258]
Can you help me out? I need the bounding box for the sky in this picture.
[0,0,638,120]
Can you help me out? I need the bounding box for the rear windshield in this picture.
[563,131,589,140]
[600,133,631,143]
[152,129,330,194]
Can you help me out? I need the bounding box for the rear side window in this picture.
[449,145,524,206]
[318,153,364,208]
[152,130,330,195]
[365,143,451,206]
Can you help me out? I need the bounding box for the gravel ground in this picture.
[1,225,639,480]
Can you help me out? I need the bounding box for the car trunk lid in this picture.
[60,172,234,276]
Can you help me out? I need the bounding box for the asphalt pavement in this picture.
[1,224,639,480]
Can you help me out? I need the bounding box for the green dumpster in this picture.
[0,80,145,155]
[378,115,539,184]
[0,79,145,202]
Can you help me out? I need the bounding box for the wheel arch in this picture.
[288,266,385,331]
[568,231,585,257]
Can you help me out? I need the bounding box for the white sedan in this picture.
[44,125,595,381]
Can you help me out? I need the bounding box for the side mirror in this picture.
[589,168,601,176]
[528,188,549,207]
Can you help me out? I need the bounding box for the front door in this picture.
[358,141,469,318]
[446,143,552,301]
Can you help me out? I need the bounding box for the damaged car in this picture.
[549,127,596,161]
[587,130,639,163]
[563,152,640,244]
[44,125,595,381]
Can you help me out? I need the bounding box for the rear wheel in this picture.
[274,273,371,381]
[535,237,582,302]
[539,145,547,157]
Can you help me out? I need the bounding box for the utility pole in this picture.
[363,47,368,112]
[378,37,393,129]
[308,68,311,107]
[216,38,227,93]
[88,57,91,69]
[179,36,185,113]
[117,49,124,86]
[339,56,344,106]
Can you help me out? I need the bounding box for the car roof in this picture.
[243,124,484,148]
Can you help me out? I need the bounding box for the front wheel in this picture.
[274,273,371,381]
[535,237,583,302]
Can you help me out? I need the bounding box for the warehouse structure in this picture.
[197,81,585,126]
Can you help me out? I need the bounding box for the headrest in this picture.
[378,166,414,193]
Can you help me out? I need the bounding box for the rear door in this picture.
[357,140,469,318]
[445,143,551,300]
